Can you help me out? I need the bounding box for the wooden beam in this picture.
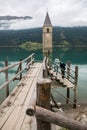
[26,106,87,130]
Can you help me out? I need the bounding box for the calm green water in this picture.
[52,47,87,104]
[0,47,87,104]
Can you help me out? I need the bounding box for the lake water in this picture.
[0,47,87,104]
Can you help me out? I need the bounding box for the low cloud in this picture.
[0,16,33,30]
[0,16,32,21]
[0,0,87,30]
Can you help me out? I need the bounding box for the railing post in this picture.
[73,66,78,108]
[31,54,34,65]
[36,78,51,130]
[5,58,9,97]
[32,54,34,64]
[43,57,48,78]
[66,61,70,104]
[20,59,22,80]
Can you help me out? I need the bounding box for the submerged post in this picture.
[66,61,70,104]
[73,66,78,108]
[36,78,51,130]
[5,58,9,97]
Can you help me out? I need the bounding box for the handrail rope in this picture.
[26,58,34,67]
[48,59,75,81]
[0,53,34,73]
[52,89,79,106]
[48,63,75,82]
[0,53,35,91]
[67,66,75,73]
[0,61,20,73]
[0,67,25,91]
[49,60,73,75]
[48,58,75,73]
[22,53,34,63]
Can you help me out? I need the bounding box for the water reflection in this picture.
[53,47,87,64]
[0,47,87,64]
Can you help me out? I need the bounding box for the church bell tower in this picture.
[43,12,53,53]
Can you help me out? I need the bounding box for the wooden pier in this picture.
[0,61,42,130]
[0,54,86,130]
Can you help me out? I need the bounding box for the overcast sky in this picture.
[0,0,87,30]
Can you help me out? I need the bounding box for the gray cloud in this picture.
[0,0,87,29]
[0,16,32,21]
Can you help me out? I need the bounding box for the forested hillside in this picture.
[0,28,42,46]
[0,27,87,46]
[53,27,87,46]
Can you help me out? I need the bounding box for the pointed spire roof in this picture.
[43,12,52,27]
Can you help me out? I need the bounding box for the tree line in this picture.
[0,26,87,47]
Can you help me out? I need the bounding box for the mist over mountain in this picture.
[0,15,32,29]
[0,26,87,47]
[0,16,32,21]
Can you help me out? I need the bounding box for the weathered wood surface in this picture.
[0,63,42,130]
[36,78,51,130]
[33,106,87,130]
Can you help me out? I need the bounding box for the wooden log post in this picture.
[36,78,51,130]
[31,54,34,65]
[26,106,87,130]
[66,61,70,104]
[73,66,78,108]
[20,59,22,80]
[32,54,34,64]
[51,94,59,109]
[5,58,9,97]
[43,57,48,78]
[43,69,48,78]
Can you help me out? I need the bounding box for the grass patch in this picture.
[19,41,42,51]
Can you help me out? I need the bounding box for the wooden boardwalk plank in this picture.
[0,77,29,127]
[0,75,29,115]
[0,106,15,129]
[21,116,31,130]
[2,106,21,130]
[14,63,42,130]
[0,63,42,130]
[14,78,33,106]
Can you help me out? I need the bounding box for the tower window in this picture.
[47,28,49,33]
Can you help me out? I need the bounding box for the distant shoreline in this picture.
[0,45,87,48]
[53,45,87,48]
[0,46,19,47]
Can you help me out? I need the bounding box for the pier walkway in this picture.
[0,62,42,130]
[0,54,79,130]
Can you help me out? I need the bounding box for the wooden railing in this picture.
[47,58,78,86]
[45,57,78,108]
[26,77,87,130]
[25,62,85,130]
[25,57,86,130]
[0,53,34,98]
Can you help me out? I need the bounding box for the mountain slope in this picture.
[0,27,87,47]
